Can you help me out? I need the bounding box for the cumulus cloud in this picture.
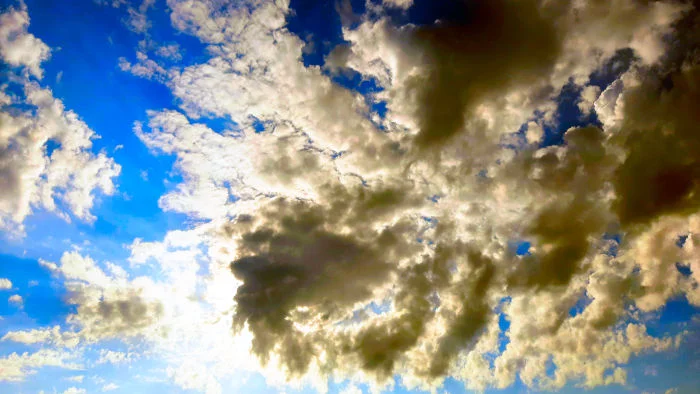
[0,349,80,382]
[8,294,23,307]
[109,0,700,391]
[54,251,165,341]
[4,0,698,393]
[0,7,120,234]
[0,277,11,290]
[0,4,50,78]
[1,325,79,348]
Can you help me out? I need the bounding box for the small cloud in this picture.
[644,365,658,376]
[8,294,23,307]
[102,383,119,392]
[0,278,12,290]
[63,387,86,394]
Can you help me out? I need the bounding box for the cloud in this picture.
[118,51,168,81]
[2,325,79,348]
[40,251,165,342]
[0,4,50,78]
[0,349,80,382]
[0,7,121,234]
[63,387,86,394]
[0,277,11,290]
[2,0,698,393]
[102,383,119,392]
[96,349,135,365]
[117,0,699,391]
[8,294,23,307]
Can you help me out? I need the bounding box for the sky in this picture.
[0,0,699,393]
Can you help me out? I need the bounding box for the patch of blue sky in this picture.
[0,254,75,328]
[2,0,206,256]
[568,292,592,318]
[286,0,367,67]
[496,297,512,354]
[676,234,688,248]
[539,49,635,149]
[618,329,700,394]
[0,353,184,394]
[588,48,636,90]
[539,81,602,148]
[509,240,531,256]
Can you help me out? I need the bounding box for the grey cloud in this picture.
[228,184,425,375]
[139,0,700,390]
[407,0,562,149]
[67,291,164,341]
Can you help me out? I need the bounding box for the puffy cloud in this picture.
[0,7,120,233]
[155,43,182,60]
[0,277,11,290]
[578,85,602,115]
[8,294,23,306]
[119,51,168,81]
[0,4,50,78]
[40,251,164,342]
[3,0,694,393]
[96,349,135,365]
[1,325,80,348]
[381,0,412,10]
[102,383,119,391]
[0,349,80,382]
[121,0,699,391]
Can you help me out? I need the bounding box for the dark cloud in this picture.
[229,184,424,375]
[613,66,700,227]
[217,0,700,388]
[69,292,164,340]
[425,249,494,377]
[407,0,562,148]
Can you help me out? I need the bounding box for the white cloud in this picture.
[96,349,135,365]
[63,387,86,394]
[118,51,168,81]
[381,0,412,10]
[1,325,79,348]
[0,7,121,234]
[155,43,182,61]
[102,383,119,392]
[0,4,50,78]
[8,294,23,307]
[0,277,11,290]
[0,349,80,382]
[126,1,698,392]
[578,85,602,116]
[2,1,697,393]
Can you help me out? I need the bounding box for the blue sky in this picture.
[1,0,699,393]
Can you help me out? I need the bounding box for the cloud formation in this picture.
[105,0,700,391]
[2,0,699,393]
[0,5,120,233]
